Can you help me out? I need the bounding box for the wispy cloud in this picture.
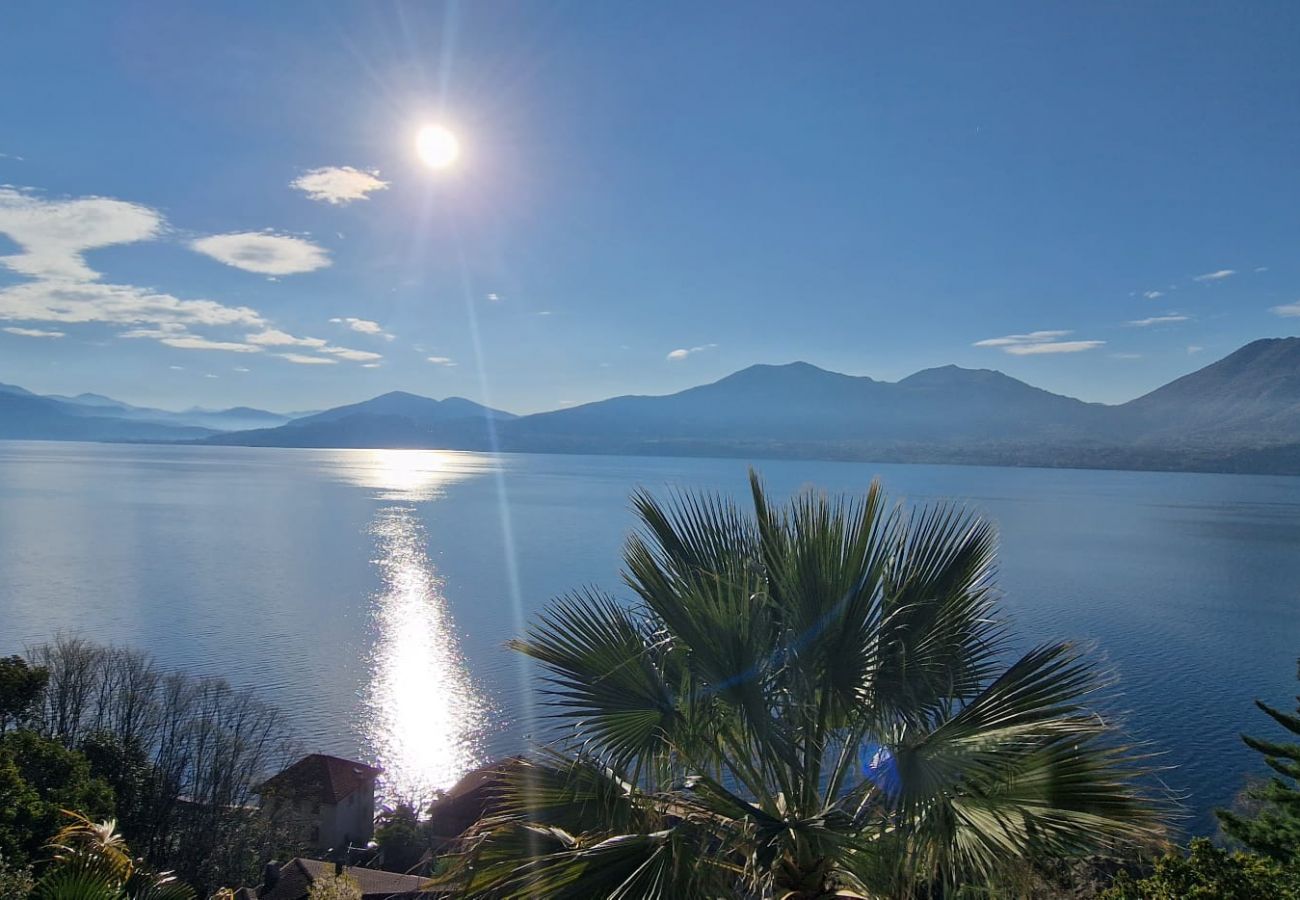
[975,330,1104,355]
[1111,352,1143,359]
[291,166,389,205]
[320,345,382,362]
[0,187,162,281]
[426,356,457,366]
[1193,269,1235,282]
[1127,314,1190,327]
[190,232,330,275]
[246,328,327,348]
[0,280,265,329]
[1187,345,1204,354]
[121,329,262,353]
[1271,302,1300,318]
[233,366,250,373]
[1142,290,1164,299]
[330,316,393,340]
[486,292,501,302]
[667,343,718,361]
[1255,266,1269,273]
[280,353,337,365]
[972,330,1071,348]
[1003,340,1105,355]
[3,326,64,338]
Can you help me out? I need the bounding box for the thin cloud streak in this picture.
[3,326,64,338]
[1127,315,1189,327]
[1193,269,1235,282]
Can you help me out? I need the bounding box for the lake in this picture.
[2,440,1298,833]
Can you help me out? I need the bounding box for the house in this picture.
[235,858,439,899]
[256,754,381,852]
[423,756,528,848]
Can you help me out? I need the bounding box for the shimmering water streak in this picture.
[339,450,496,806]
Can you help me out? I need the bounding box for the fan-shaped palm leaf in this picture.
[451,470,1166,898]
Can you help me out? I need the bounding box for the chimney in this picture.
[263,862,281,891]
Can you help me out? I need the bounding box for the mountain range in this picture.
[0,383,296,441]
[6,338,1300,475]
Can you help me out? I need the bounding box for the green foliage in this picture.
[306,872,362,900]
[33,811,197,900]
[0,853,34,900]
[80,731,158,848]
[1217,660,1300,862]
[1101,838,1300,900]
[0,730,114,865]
[0,655,48,734]
[444,472,1166,898]
[374,804,428,874]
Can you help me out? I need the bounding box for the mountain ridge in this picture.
[6,337,1300,475]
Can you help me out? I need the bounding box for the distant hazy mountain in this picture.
[1120,338,1300,444]
[202,391,515,448]
[0,390,215,442]
[503,362,1106,453]
[191,343,1300,473]
[0,382,294,438]
[13,338,1300,475]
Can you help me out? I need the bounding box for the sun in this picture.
[416,124,460,169]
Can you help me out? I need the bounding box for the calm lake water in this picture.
[2,441,1299,832]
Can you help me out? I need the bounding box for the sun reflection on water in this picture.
[339,450,496,807]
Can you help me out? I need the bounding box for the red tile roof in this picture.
[256,754,382,805]
[243,858,438,899]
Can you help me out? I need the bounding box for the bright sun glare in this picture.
[416,124,460,169]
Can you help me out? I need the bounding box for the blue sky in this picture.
[1,1,1297,414]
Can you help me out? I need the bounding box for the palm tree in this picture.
[33,810,195,900]
[447,473,1165,899]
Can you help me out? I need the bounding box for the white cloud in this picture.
[168,365,184,370]
[158,335,261,352]
[1193,269,1235,282]
[1255,266,1269,273]
[320,345,382,362]
[190,232,330,275]
[3,326,64,338]
[280,353,337,365]
[233,366,250,373]
[972,330,1071,348]
[666,343,718,361]
[291,166,389,205]
[0,280,266,328]
[974,330,1105,355]
[361,362,381,369]
[1127,314,1190,327]
[486,293,500,302]
[204,373,218,379]
[120,328,262,353]
[0,187,162,281]
[426,356,456,366]
[1142,290,1164,299]
[1187,345,1204,354]
[330,316,393,340]
[1271,302,1300,318]
[246,328,327,348]
[1002,340,1105,355]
